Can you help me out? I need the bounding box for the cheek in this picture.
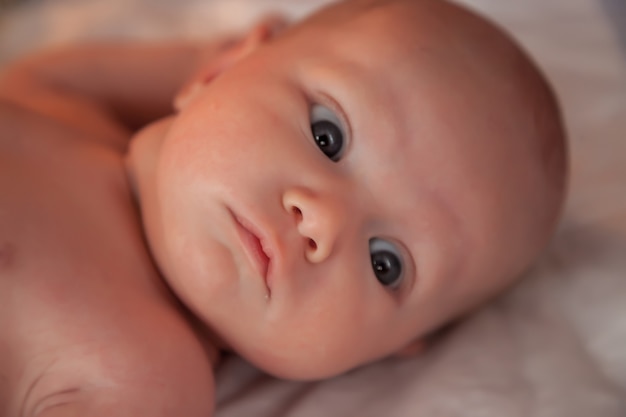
[184,118,306,192]
[254,266,397,378]
[158,201,236,309]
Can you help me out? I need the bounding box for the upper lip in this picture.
[229,208,272,292]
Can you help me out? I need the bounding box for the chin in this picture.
[258,360,353,381]
[242,345,373,381]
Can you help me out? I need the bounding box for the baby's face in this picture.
[154,0,562,379]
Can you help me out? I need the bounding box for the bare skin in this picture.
[0,0,567,414]
[0,42,231,416]
[132,0,567,379]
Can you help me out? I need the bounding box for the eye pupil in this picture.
[312,120,343,161]
[317,134,329,147]
[371,250,402,287]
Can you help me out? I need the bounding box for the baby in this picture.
[0,0,567,415]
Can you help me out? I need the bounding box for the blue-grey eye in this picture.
[369,238,403,289]
[310,104,345,162]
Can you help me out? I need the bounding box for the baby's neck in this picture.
[125,116,172,202]
[125,115,226,368]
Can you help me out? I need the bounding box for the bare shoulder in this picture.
[0,98,45,144]
[0,95,128,152]
[20,332,216,417]
[36,395,216,417]
[0,98,215,416]
[21,354,216,417]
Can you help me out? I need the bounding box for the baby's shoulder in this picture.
[4,327,216,417]
[0,93,128,152]
[0,100,216,417]
[1,262,216,417]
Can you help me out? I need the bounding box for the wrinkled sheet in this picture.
[1,0,625,415]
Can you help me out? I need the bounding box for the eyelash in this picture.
[306,92,352,152]
[375,236,416,298]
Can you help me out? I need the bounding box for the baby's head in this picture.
[147,0,566,379]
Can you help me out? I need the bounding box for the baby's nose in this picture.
[282,187,346,263]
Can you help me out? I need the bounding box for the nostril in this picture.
[308,239,317,250]
[292,206,303,221]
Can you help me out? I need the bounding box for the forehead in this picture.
[269,1,421,72]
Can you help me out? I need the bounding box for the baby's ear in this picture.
[394,321,458,358]
[393,339,426,358]
[174,16,288,111]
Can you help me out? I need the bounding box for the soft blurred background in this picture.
[1,1,625,416]
[0,0,335,65]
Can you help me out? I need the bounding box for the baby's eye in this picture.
[369,238,404,289]
[310,104,346,162]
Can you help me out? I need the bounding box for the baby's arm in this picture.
[0,16,285,149]
[0,42,211,144]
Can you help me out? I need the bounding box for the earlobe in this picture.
[239,14,288,56]
[394,322,457,358]
[174,15,287,111]
[393,339,426,358]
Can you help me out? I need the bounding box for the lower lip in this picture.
[233,214,271,290]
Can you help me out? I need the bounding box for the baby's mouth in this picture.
[231,211,271,291]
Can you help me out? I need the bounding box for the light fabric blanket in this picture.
[1,0,625,415]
